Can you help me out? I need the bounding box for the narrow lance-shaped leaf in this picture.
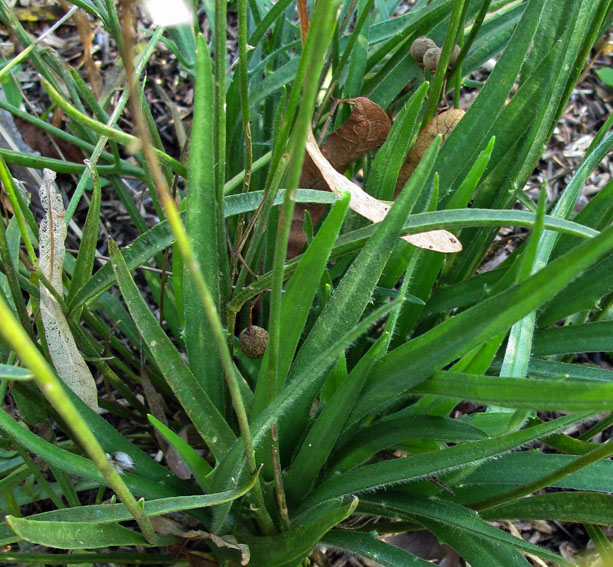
[6,517,153,549]
[276,136,446,462]
[108,240,235,461]
[360,494,569,565]
[481,492,613,525]
[413,371,613,411]
[350,219,613,425]
[252,192,351,416]
[322,530,435,567]
[66,162,102,307]
[183,34,224,410]
[302,412,590,509]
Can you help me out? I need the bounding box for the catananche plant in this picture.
[1,0,613,566]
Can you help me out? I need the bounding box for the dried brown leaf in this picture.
[395,108,465,196]
[305,131,461,253]
[152,519,250,566]
[39,169,98,410]
[290,98,391,257]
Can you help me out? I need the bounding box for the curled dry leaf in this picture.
[151,518,250,566]
[395,108,465,196]
[289,97,392,257]
[305,131,461,253]
[39,169,98,410]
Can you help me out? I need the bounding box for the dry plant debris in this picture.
[290,97,463,257]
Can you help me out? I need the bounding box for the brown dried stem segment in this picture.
[395,108,465,197]
[289,97,392,257]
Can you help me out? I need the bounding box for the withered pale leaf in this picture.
[396,108,465,195]
[151,520,250,566]
[39,169,98,409]
[290,97,392,257]
[305,131,461,253]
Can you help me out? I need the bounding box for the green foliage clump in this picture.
[1,1,613,566]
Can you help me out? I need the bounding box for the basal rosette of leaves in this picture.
[1,1,613,566]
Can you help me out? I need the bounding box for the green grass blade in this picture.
[0,365,32,380]
[360,494,568,565]
[539,251,613,326]
[301,412,590,509]
[331,415,487,474]
[278,136,443,456]
[0,404,189,500]
[436,0,546,190]
[532,321,613,356]
[481,492,613,525]
[183,34,224,410]
[322,530,434,567]
[6,517,153,549]
[108,240,235,460]
[517,359,613,382]
[283,334,388,503]
[8,473,258,527]
[350,220,613,425]
[147,414,213,490]
[251,193,351,416]
[366,81,428,201]
[69,204,596,317]
[65,164,101,307]
[242,498,358,567]
[413,371,613,411]
[416,517,531,567]
[455,451,613,504]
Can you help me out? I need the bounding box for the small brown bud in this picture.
[410,36,437,65]
[239,325,269,359]
[449,44,461,67]
[423,47,441,73]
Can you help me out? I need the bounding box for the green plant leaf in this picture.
[108,240,235,461]
[147,414,212,490]
[284,334,388,503]
[350,220,613,426]
[0,473,259,547]
[360,493,568,565]
[366,81,428,201]
[184,34,224,411]
[301,412,589,510]
[412,371,613,411]
[278,135,443,461]
[331,415,487,474]
[251,192,351,417]
[481,492,613,525]
[65,166,101,307]
[242,497,358,567]
[322,530,434,567]
[453,451,613,505]
[0,365,33,380]
[436,0,546,191]
[596,67,613,87]
[418,518,531,567]
[508,359,613,383]
[6,516,153,549]
[532,321,613,356]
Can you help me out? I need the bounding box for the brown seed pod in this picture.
[395,108,466,196]
[239,325,269,359]
[423,47,441,73]
[449,44,461,67]
[410,36,437,65]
